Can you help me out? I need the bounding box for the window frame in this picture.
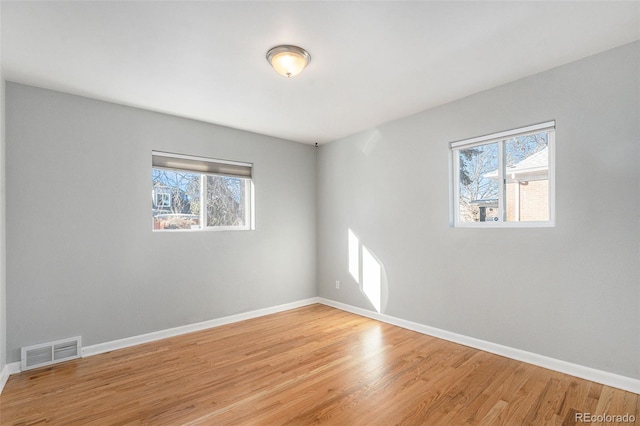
[450,121,556,228]
[154,191,171,209]
[151,151,254,232]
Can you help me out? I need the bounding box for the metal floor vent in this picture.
[21,336,82,371]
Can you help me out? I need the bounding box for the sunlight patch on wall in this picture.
[360,128,381,156]
[362,247,381,313]
[348,229,360,283]
[347,228,387,313]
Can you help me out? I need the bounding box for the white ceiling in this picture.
[2,1,639,144]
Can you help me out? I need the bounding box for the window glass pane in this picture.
[504,132,549,222]
[152,169,201,230]
[206,176,247,227]
[458,142,499,222]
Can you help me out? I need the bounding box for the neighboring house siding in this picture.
[505,179,549,222]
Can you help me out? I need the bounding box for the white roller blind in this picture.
[450,120,555,150]
[152,151,252,178]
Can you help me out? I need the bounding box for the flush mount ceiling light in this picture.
[266,45,311,78]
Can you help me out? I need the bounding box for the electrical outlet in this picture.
[335,280,340,289]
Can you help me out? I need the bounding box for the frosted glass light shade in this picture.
[266,45,311,78]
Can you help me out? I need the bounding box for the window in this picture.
[152,151,253,231]
[450,121,555,227]
[154,192,171,209]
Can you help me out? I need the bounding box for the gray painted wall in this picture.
[0,0,6,374]
[317,42,640,379]
[4,42,639,381]
[5,83,317,363]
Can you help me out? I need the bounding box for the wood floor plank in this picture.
[557,377,590,422]
[0,304,637,425]
[530,376,571,424]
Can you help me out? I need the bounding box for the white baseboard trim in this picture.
[1,297,320,392]
[0,362,21,395]
[0,365,9,395]
[4,297,637,396]
[83,297,320,358]
[318,297,640,394]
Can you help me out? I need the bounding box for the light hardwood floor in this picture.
[1,304,638,425]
